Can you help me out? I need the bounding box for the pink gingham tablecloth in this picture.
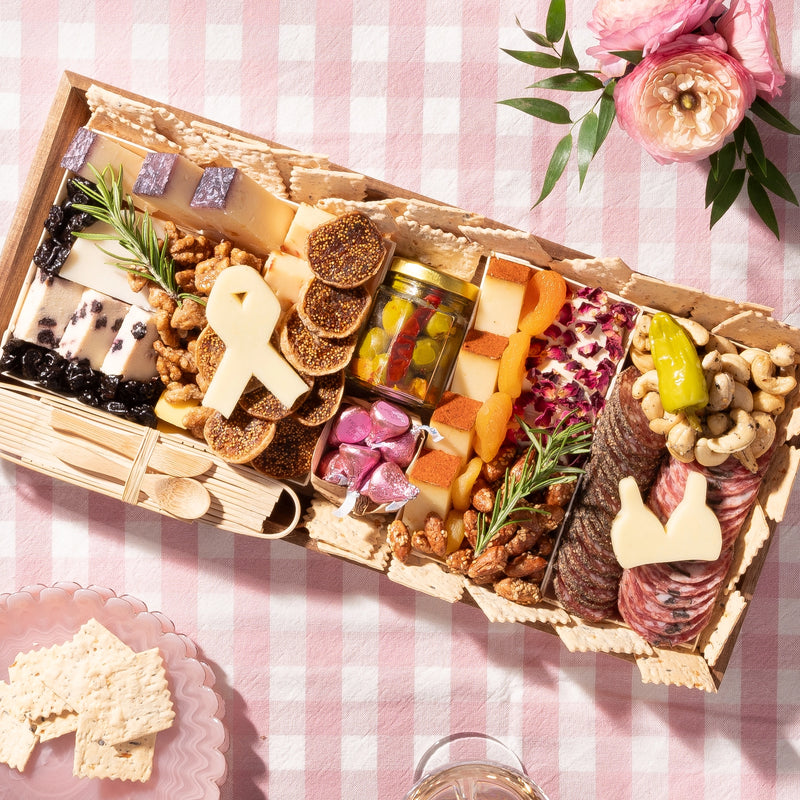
[0,1,798,798]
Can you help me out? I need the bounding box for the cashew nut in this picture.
[731,381,754,412]
[733,448,759,473]
[738,347,769,365]
[667,420,697,462]
[707,371,735,411]
[630,348,655,374]
[649,411,684,436]
[641,391,664,421]
[706,334,738,355]
[707,407,757,454]
[674,317,710,347]
[748,411,777,459]
[705,412,730,436]
[750,353,797,396]
[770,343,796,368]
[694,437,730,467]
[702,350,723,374]
[752,390,785,415]
[719,352,751,383]
[632,369,659,399]
[632,314,652,352]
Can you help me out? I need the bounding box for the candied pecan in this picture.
[387,519,412,563]
[467,545,508,584]
[536,537,554,558]
[546,480,575,507]
[462,509,479,549]
[505,553,547,580]
[471,485,495,513]
[183,405,214,439]
[482,442,517,484]
[505,526,541,557]
[171,298,207,332]
[494,577,541,606]
[445,548,473,575]
[411,530,434,556]
[195,255,230,295]
[423,512,447,558]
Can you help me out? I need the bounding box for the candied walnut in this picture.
[169,233,214,265]
[154,340,197,376]
[411,530,433,556]
[154,309,181,348]
[471,485,495,513]
[195,255,230,295]
[231,247,263,270]
[546,481,575,507]
[183,405,214,439]
[494,577,541,606]
[387,519,412,563]
[175,268,198,293]
[505,553,547,580]
[467,545,508,584]
[171,298,207,332]
[127,270,150,293]
[482,442,517,484]
[505,527,541,557]
[215,240,233,258]
[149,287,178,315]
[423,512,447,558]
[164,381,204,404]
[446,548,473,575]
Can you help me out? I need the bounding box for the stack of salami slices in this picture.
[618,453,770,645]
[554,367,666,621]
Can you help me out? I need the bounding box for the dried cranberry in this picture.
[44,205,65,237]
[99,373,121,401]
[20,347,45,380]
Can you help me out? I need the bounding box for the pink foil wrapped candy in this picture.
[332,405,372,445]
[338,443,381,491]
[363,461,420,505]
[318,449,349,486]
[365,400,410,445]
[375,428,418,469]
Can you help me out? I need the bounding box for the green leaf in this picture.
[745,155,799,205]
[535,132,573,206]
[530,72,604,92]
[514,16,552,48]
[560,31,579,71]
[733,123,746,158]
[742,116,766,173]
[594,83,616,155]
[577,112,598,188]
[709,168,745,228]
[609,50,643,65]
[747,175,780,238]
[498,97,572,124]
[545,0,566,44]
[705,142,737,206]
[501,48,561,69]
[750,97,800,135]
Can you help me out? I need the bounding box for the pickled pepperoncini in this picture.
[648,312,709,414]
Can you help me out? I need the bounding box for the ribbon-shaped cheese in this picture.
[610,472,723,569]
[202,264,309,418]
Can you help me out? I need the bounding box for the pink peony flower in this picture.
[716,0,785,99]
[588,0,726,76]
[614,38,757,164]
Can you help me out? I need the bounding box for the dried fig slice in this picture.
[251,416,322,480]
[296,278,370,338]
[279,306,357,376]
[203,406,276,464]
[292,370,346,427]
[238,374,314,421]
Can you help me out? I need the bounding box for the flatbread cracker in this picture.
[304,496,382,558]
[290,166,367,204]
[635,647,717,692]
[152,106,218,164]
[554,618,654,656]
[712,310,800,352]
[699,591,748,667]
[315,539,392,571]
[726,502,772,592]
[401,199,488,234]
[268,147,331,188]
[74,721,156,782]
[759,443,800,523]
[393,217,483,281]
[460,225,552,268]
[0,683,38,772]
[386,554,465,603]
[549,256,634,295]
[466,583,570,625]
[34,709,79,742]
[316,197,401,237]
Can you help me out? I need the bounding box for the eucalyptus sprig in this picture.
[706,99,800,237]
[71,165,205,306]
[499,0,617,206]
[473,418,592,555]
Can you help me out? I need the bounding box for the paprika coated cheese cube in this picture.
[472,255,531,337]
[402,448,463,532]
[449,329,508,403]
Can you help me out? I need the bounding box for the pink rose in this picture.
[588,0,725,76]
[716,0,785,99]
[614,38,757,164]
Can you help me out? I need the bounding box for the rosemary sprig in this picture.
[473,418,592,555]
[71,165,204,306]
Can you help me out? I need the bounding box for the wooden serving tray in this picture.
[2,72,799,690]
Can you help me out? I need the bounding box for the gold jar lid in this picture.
[388,257,479,302]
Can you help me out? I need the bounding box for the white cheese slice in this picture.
[190,167,296,256]
[13,269,86,349]
[100,305,159,380]
[282,203,336,258]
[56,289,130,370]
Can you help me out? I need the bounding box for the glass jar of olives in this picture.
[348,257,478,413]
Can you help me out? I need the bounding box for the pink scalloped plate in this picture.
[0,582,228,799]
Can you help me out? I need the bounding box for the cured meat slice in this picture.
[554,367,665,620]
[618,452,770,646]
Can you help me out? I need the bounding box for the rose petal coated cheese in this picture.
[61,127,146,199]
[13,269,86,349]
[190,166,297,256]
[56,289,130,370]
[100,305,159,380]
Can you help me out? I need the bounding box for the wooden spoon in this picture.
[53,441,212,520]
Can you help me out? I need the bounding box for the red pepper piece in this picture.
[386,293,441,384]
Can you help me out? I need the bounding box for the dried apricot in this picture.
[474,391,513,463]
[497,331,531,399]
[451,456,483,511]
[444,509,466,553]
[518,269,567,337]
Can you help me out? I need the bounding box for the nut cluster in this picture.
[630,313,797,471]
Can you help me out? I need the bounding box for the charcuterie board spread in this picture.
[2,73,799,695]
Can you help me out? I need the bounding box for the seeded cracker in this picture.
[548,256,634,296]
[457,225,553,269]
[725,501,771,592]
[387,554,466,603]
[0,682,38,772]
[700,591,748,667]
[466,583,571,626]
[315,197,401,237]
[73,727,156,783]
[635,648,717,692]
[304,496,382,559]
[393,217,483,282]
[269,148,331,189]
[204,407,276,464]
[554,619,654,656]
[402,199,488,234]
[289,166,367,204]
